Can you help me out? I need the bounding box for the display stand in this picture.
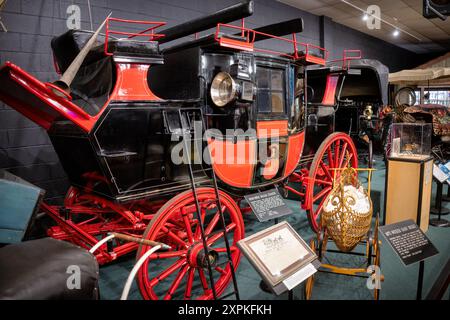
[305,167,382,300]
[416,260,425,300]
[238,221,318,300]
[442,184,450,202]
[384,156,433,232]
[258,217,296,300]
[430,178,450,227]
[305,216,382,300]
[379,219,439,301]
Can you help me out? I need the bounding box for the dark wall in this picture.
[0,0,424,202]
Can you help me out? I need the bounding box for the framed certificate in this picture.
[237,221,317,291]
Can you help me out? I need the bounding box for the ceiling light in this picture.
[393,29,400,37]
[362,13,368,21]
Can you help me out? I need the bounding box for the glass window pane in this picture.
[258,90,271,113]
[256,67,270,89]
[271,92,284,113]
[271,69,283,91]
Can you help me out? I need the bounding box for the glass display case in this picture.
[390,123,432,159]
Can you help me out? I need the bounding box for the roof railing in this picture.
[214,23,329,65]
[104,17,166,56]
[327,49,362,69]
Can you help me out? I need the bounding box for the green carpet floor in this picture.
[98,156,450,300]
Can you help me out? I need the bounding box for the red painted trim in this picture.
[256,120,288,138]
[207,138,256,188]
[321,74,339,105]
[0,60,161,134]
[283,131,305,177]
[111,63,161,101]
[215,23,328,64]
[0,62,96,132]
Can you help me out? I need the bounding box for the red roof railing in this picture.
[104,17,166,55]
[328,49,362,69]
[214,23,329,65]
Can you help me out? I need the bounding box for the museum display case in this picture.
[390,123,432,159]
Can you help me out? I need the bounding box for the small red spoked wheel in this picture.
[54,186,145,264]
[136,187,244,300]
[64,186,81,206]
[305,132,358,232]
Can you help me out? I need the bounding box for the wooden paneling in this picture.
[385,157,433,232]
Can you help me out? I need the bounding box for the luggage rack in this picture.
[327,49,363,70]
[214,22,329,65]
[103,17,166,56]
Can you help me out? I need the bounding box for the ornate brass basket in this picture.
[321,167,373,252]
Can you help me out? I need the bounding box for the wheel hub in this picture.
[187,242,218,268]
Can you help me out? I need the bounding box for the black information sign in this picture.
[379,220,439,266]
[244,188,293,222]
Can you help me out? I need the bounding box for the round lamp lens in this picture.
[210,72,236,107]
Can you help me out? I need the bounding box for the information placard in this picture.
[244,189,292,222]
[379,219,439,266]
[237,221,318,295]
[433,164,448,183]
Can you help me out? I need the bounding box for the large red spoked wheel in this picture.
[136,187,244,300]
[305,132,358,232]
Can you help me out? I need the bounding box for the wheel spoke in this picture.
[319,160,333,182]
[204,212,220,236]
[162,227,189,249]
[337,142,348,169]
[163,264,189,300]
[343,152,353,169]
[148,250,187,261]
[334,140,341,168]
[313,178,333,186]
[213,246,238,253]
[207,222,236,246]
[313,195,328,220]
[184,267,195,300]
[167,218,185,229]
[193,207,207,239]
[327,147,334,168]
[149,259,186,287]
[215,266,227,276]
[207,223,236,246]
[313,186,332,203]
[182,211,194,244]
[198,268,210,293]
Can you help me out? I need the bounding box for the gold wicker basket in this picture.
[321,167,373,252]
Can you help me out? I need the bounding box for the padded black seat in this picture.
[51,29,162,73]
[0,238,99,300]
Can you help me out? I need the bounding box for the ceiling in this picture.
[279,0,450,54]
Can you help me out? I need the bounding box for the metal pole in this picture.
[87,0,93,31]
[416,260,425,300]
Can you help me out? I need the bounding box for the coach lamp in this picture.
[210,71,255,107]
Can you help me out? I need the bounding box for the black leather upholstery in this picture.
[0,238,99,300]
[51,30,107,73]
[51,29,162,73]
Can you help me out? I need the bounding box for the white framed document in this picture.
[237,221,318,293]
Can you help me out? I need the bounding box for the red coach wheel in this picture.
[136,187,244,300]
[305,132,358,232]
[64,186,81,206]
[48,186,147,264]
